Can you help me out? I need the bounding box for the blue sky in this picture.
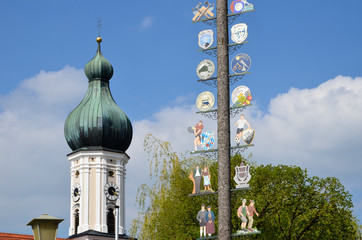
[0,0,362,238]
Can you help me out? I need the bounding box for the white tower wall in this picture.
[68,149,128,236]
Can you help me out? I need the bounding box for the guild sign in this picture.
[231,23,248,44]
[231,53,251,74]
[234,162,251,188]
[198,29,214,49]
[241,128,255,145]
[193,2,215,22]
[196,59,215,80]
[196,91,215,111]
[230,0,244,13]
[230,0,254,14]
[201,131,215,150]
[231,85,252,107]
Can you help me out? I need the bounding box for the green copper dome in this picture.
[64,38,133,152]
[84,42,113,82]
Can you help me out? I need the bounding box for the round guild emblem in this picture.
[196,59,215,80]
[231,53,251,74]
[230,0,244,13]
[231,85,251,105]
[196,91,215,111]
[231,23,248,44]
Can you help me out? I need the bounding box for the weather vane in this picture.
[97,18,102,37]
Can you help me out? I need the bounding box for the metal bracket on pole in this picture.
[196,105,251,119]
[228,9,256,25]
[190,144,254,159]
[198,42,248,57]
[198,72,250,87]
[193,17,217,27]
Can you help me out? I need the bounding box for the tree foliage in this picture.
[130,135,357,239]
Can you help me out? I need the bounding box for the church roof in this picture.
[0,232,68,240]
[64,37,133,153]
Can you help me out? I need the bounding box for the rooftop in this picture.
[0,232,68,240]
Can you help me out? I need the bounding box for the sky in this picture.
[0,0,362,238]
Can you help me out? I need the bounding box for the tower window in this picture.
[108,171,114,177]
[107,208,115,234]
[74,209,79,235]
[75,171,79,178]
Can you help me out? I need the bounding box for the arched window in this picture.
[108,171,115,177]
[74,209,79,234]
[107,208,115,234]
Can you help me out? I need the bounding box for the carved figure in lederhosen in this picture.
[247,200,259,231]
[196,204,207,238]
[237,199,249,230]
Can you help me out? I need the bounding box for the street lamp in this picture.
[27,214,64,240]
[115,205,119,240]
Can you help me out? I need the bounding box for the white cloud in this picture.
[250,75,362,183]
[140,17,153,29]
[1,72,361,238]
[247,76,362,218]
[0,66,86,236]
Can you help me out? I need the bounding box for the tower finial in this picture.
[96,18,102,50]
[97,18,102,37]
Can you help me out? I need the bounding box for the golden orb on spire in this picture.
[96,37,102,43]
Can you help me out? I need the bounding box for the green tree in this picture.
[129,134,211,240]
[130,135,357,239]
[242,164,356,239]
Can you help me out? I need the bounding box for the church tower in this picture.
[64,37,133,238]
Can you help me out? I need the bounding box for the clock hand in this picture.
[112,190,118,196]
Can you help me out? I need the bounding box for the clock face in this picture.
[72,183,81,202]
[104,182,119,201]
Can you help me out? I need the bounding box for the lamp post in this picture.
[27,214,63,240]
[115,205,119,240]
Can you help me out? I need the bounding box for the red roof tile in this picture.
[0,232,68,240]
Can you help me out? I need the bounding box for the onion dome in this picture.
[64,37,133,152]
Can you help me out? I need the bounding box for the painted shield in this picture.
[234,162,251,188]
[241,128,255,145]
[231,85,252,107]
[230,0,244,13]
[231,23,248,44]
[196,59,215,80]
[198,29,214,49]
[236,165,248,181]
[196,91,215,111]
[231,53,251,74]
[201,131,215,150]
